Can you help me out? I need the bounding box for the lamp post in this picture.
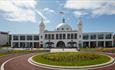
[71,40,73,48]
[78,41,81,51]
[48,39,51,49]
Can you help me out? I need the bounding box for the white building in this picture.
[0,32,9,46]
[11,18,114,48]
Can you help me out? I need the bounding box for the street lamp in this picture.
[71,40,73,48]
[48,39,51,49]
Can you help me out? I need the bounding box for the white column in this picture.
[18,42,20,48]
[32,42,34,48]
[25,42,27,48]
[112,40,114,47]
[11,35,13,47]
[18,35,20,48]
[104,41,106,48]
[32,35,34,48]
[96,41,98,48]
[96,34,98,48]
[11,41,13,48]
[112,35,114,47]
[89,41,90,48]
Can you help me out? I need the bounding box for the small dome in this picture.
[56,23,72,31]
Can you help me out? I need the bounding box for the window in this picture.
[71,34,73,39]
[106,34,112,39]
[41,36,42,39]
[90,34,96,39]
[56,34,58,39]
[13,35,18,40]
[63,34,66,39]
[67,34,70,39]
[13,42,19,48]
[98,34,104,39]
[34,35,39,40]
[48,34,50,39]
[45,34,47,39]
[62,28,64,30]
[75,33,77,39]
[59,34,62,39]
[52,34,54,39]
[20,35,25,40]
[83,35,89,40]
[79,35,81,38]
[27,35,32,40]
[20,42,25,48]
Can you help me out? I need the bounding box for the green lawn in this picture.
[32,52,111,66]
[0,50,33,57]
[80,48,115,53]
[0,53,7,57]
[7,50,32,54]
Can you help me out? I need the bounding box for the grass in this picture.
[32,52,111,66]
[0,53,7,57]
[0,50,33,57]
[7,50,32,54]
[80,48,115,53]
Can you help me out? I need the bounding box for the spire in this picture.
[77,17,82,25]
[41,17,44,23]
[40,17,44,25]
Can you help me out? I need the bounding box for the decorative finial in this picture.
[62,17,65,23]
[60,11,65,23]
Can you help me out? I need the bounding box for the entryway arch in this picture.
[56,41,65,48]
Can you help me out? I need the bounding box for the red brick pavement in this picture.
[1,53,115,70]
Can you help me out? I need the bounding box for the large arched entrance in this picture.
[45,42,54,48]
[56,41,65,48]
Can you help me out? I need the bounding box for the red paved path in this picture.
[1,53,115,70]
[0,53,27,66]
[4,53,53,70]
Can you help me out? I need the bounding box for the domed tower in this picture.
[39,18,45,48]
[77,17,83,33]
[77,17,83,48]
[56,17,72,31]
[39,18,45,33]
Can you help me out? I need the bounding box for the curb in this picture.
[0,53,33,70]
[28,54,115,70]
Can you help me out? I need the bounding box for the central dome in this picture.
[56,23,72,31]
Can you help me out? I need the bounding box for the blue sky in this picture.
[0,0,115,34]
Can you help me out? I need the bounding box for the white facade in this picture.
[11,18,114,48]
[0,32,9,46]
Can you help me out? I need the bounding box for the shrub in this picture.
[37,52,99,62]
[32,52,111,66]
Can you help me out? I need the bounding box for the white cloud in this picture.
[56,0,64,6]
[92,8,115,16]
[6,9,36,22]
[65,0,103,9]
[74,11,88,17]
[0,0,37,22]
[35,10,50,24]
[43,8,55,13]
[12,0,37,9]
[64,0,115,17]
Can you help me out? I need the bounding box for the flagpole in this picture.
[60,12,65,23]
